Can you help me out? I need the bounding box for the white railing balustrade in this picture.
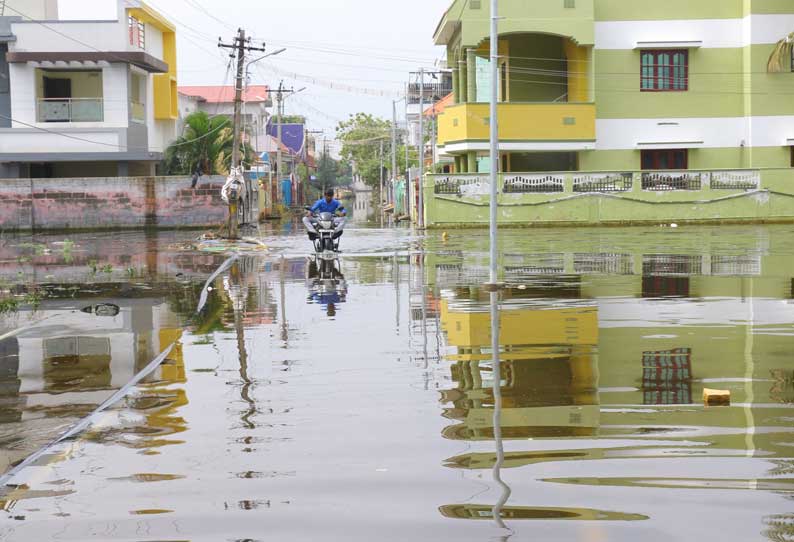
[37,98,104,123]
[434,175,490,196]
[573,172,633,193]
[503,174,565,194]
[710,170,761,190]
[642,171,704,191]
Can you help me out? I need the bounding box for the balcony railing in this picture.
[130,101,146,122]
[37,98,104,123]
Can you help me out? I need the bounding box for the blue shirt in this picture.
[311,198,344,214]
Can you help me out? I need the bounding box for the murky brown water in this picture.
[1,224,793,541]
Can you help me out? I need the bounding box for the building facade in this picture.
[434,0,794,174]
[177,85,272,156]
[0,0,178,178]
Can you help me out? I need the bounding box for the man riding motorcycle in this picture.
[303,189,346,245]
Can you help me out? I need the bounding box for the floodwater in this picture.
[0,223,793,541]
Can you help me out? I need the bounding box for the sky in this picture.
[58,0,452,145]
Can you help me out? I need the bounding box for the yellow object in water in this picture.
[442,232,449,241]
[703,388,731,406]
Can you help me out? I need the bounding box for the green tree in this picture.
[767,32,793,72]
[336,113,393,186]
[316,151,337,191]
[163,111,253,175]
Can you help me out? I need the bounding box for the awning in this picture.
[7,51,168,73]
[634,41,703,49]
[636,141,704,150]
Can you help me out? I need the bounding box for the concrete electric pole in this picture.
[218,29,266,239]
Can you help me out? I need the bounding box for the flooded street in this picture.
[1,224,794,541]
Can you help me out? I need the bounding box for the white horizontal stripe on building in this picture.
[595,15,794,50]
[595,116,794,150]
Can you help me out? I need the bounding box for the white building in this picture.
[0,0,178,178]
[177,85,272,156]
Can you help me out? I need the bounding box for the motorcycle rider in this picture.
[303,188,346,241]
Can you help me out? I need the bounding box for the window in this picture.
[128,15,145,50]
[641,50,688,91]
[641,149,688,170]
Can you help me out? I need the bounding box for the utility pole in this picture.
[418,68,425,229]
[379,139,385,228]
[218,29,266,239]
[267,82,302,207]
[277,82,284,196]
[404,83,410,223]
[391,99,398,211]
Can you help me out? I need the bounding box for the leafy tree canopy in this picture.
[163,111,253,176]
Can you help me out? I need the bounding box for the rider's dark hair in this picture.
[325,189,335,197]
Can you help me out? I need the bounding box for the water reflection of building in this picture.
[0,290,188,473]
[439,288,600,442]
[430,235,794,510]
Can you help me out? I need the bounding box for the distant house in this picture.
[177,85,271,155]
[0,0,179,178]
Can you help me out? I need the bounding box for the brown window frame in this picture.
[641,50,689,92]
[641,149,689,170]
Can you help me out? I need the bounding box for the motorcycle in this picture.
[304,207,345,255]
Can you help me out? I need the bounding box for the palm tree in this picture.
[767,32,793,73]
[163,111,254,175]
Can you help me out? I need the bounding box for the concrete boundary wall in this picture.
[0,176,228,231]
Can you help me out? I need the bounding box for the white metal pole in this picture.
[488,0,508,532]
[404,85,410,218]
[488,1,499,285]
[418,68,425,229]
[392,100,398,207]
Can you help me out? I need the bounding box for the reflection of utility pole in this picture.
[420,252,429,390]
[229,260,256,430]
[279,256,288,345]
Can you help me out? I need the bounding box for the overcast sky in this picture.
[58,0,450,142]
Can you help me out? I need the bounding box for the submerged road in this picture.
[1,223,794,541]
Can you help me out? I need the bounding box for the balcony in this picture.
[37,98,104,123]
[436,102,596,152]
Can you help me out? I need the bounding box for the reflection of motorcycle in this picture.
[306,257,347,317]
[304,209,345,254]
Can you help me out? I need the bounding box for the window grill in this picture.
[128,16,145,50]
[642,348,692,405]
[641,50,688,91]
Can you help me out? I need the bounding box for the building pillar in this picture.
[458,60,468,103]
[451,67,460,104]
[467,152,477,173]
[454,155,462,173]
[466,48,477,103]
